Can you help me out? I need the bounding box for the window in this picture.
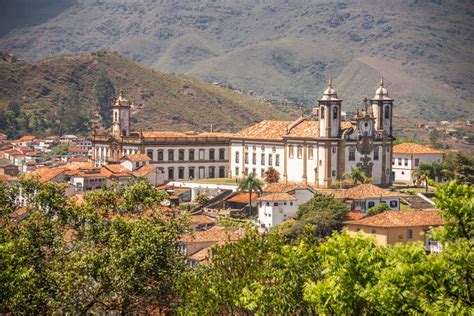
[252,153,257,165]
[308,146,314,159]
[209,167,215,178]
[297,145,303,159]
[189,149,195,161]
[274,202,278,206]
[199,149,205,160]
[275,154,280,166]
[333,106,338,119]
[332,170,336,177]
[178,167,184,179]
[415,158,420,167]
[371,229,377,234]
[332,147,337,153]
[407,229,413,239]
[219,167,225,178]
[135,162,139,168]
[349,149,355,161]
[209,149,215,160]
[290,202,293,206]
[392,159,395,165]
[219,148,225,160]
[157,150,163,161]
[319,160,323,166]
[147,150,153,160]
[268,154,273,166]
[252,168,256,175]
[168,150,174,161]
[320,106,325,119]
[390,200,398,208]
[398,158,402,166]
[168,168,174,180]
[235,151,240,163]
[189,167,195,179]
[244,153,249,164]
[245,168,249,175]
[289,145,294,158]
[384,105,390,119]
[404,159,408,166]
[373,147,379,161]
[261,169,265,178]
[261,153,265,165]
[178,149,185,161]
[235,167,239,176]
[368,201,375,208]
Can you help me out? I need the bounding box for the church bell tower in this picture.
[112,89,131,139]
[318,78,342,138]
[370,77,393,137]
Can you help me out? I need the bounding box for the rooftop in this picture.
[344,210,444,228]
[226,192,259,204]
[258,192,296,202]
[181,226,240,243]
[263,182,314,193]
[187,214,217,226]
[121,153,151,162]
[333,184,400,200]
[393,143,444,154]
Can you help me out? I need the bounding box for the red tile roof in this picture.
[181,226,241,243]
[258,192,296,202]
[263,182,314,193]
[393,143,444,154]
[187,214,217,226]
[132,165,157,177]
[333,184,400,200]
[344,210,444,228]
[226,192,259,204]
[121,153,151,162]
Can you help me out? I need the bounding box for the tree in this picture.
[0,181,18,216]
[367,202,390,216]
[443,152,474,184]
[263,167,280,183]
[237,173,263,214]
[345,167,367,186]
[413,167,431,192]
[120,178,169,213]
[94,72,115,127]
[280,193,349,241]
[195,193,209,205]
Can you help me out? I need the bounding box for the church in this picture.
[91,79,394,188]
[231,79,395,188]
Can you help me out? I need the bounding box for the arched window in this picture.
[289,145,294,158]
[384,106,390,119]
[114,111,118,122]
[333,106,338,119]
[320,107,325,119]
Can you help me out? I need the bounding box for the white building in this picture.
[231,79,395,188]
[91,90,231,181]
[392,143,444,183]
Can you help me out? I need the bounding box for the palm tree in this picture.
[413,168,430,192]
[344,167,366,186]
[263,167,280,183]
[238,172,264,214]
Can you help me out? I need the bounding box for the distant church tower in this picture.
[370,77,393,137]
[318,78,342,138]
[112,89,131,138]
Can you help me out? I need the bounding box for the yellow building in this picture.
[344,210,444,250]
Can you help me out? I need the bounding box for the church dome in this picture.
[320,78,340,101]
[372,77,392,100]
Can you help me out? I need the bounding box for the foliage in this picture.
[280,193,349,241]
[367,202,391,216]
[237,173,263,213]
[413,166,431,192]
[195,193,209,205]
[120,177,169,213]
[443,151,474,185]
[263,166,280,183]
[0,181,18,216]
[94,72,115,128]
[344,167,368,186]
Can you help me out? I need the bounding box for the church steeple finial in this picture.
[119,88,124,97]
[328,77,333,88]
[380,76,384,87]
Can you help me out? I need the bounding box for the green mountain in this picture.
[0,51,295,137]
[0,0,473,121]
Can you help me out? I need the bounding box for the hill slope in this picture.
[0,0,473,121]
[0,51,295,137]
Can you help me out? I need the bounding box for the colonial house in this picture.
[392,143,444,182]
[333,183,401,212]
[344,210,444,252]
[230,79,395,188]
[91,90,230,181]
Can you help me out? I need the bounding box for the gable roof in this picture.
[121,153,151,162]
[132,165,158,177]
[263,182,315,193]
[180,226,240,243]
[333,184,400,200]
[258,192,296,202]
[226,192,259,204]
[393,143,444,154]
[344,210,444,228]
[234,118,352,140]
[30,167,65,183]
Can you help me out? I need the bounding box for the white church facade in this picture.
[230,79,395,188]
[91,80,395,187]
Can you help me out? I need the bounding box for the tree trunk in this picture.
[249,189,253,215]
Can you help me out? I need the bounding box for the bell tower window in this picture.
[384,106,390,119]
[333,106,338,119]
[320,107,325,119]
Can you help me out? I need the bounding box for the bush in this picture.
[367,203,391,216]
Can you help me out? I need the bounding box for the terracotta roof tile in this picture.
[333,184,400,200]
[263,182,314,193]
[188,214,217,226]
[258,192,296,202]
[29,167,65,183]
[347,211,366,220]
[226,192,259,204]
[122,153,151,162]
[141,131,232,139]
[344,210,444,227]
[181,226,240,243]
[132,165,157,177]
[187,247,210,262]
[393,143,444,154]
